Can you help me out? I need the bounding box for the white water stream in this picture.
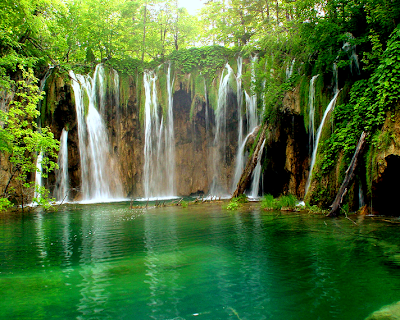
[209,63,234,197]
[69,65,123,201]
[308,75,319,154]
[249,139,266,198]
[33,152,43,200]
[54,129,69,201]
[232,55,260,194]
[143,64,176,200]
[305,90,340,196]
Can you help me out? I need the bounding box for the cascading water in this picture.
[308,75,319,154]
[33,151,43,200]
[232,55,260,193]
[286,58,296,79]
[96,64,106,115]
[342,33,360,76]
[209,63,234,197]
[143,64,176,200]
[54,129,69,202]
[305,90,340,196]
[245,91,258,133]
[249,139,266,198]
[232,127,258,190]
[69,65,123,201]
[236,56,244,158]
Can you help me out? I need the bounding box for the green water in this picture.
[1,203,400,319]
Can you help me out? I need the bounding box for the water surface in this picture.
[1,203,400,319]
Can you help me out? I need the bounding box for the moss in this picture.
[120,73,131,109]
[314,75,329,128]
[139,77,146,126]
[299,75,310,131]
[207,77,219,111]
[365,129,395,195]
[156,67,168,118]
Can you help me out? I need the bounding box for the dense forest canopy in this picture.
[2,0,398,76]
[1,0,400,211]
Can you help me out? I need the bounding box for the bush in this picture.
[261,194,298,210]
[277,194,298,209]
[261,194,277,210]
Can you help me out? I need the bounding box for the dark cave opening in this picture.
[372,155,400,215]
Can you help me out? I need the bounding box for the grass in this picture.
[225,194,249,211]
[261,194,298,211]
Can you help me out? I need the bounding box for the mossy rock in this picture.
[365,301,400,320]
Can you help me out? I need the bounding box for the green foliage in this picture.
[306,204,328,215]
[0,198,12,212]
[319,25,400,177]
[32,186,56,210]
[0,66,59,210]
[226,199,239,211]
[261,194,298,210]
[169,46,236,79]
[365,129,395,194]
[261,194,276,210]
[225,195,248,211]
[181,200,188,208]
[279,194,298,209]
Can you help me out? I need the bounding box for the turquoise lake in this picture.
[1,202,400,319]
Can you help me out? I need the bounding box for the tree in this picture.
[0,66,59,211]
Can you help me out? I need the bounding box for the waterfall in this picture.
[305,91,340,196]
[342,33,360,76]
[249,139,266,198]
[308,75,319,154]
[33,151,43,200]
[232,128,258,190]
[236,56,244,161]
[96,65,106,115]
[209,63,234,197]
[245,91,258,134]
[333,63,339,95]
[69,65,123,202]
[232,55,260,193]
[143,64,176,200]
[54,129,69,202]
[286,58,296,79]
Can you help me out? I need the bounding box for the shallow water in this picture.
[1,203,400,319]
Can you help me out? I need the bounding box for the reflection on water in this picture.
[34,213,48,265]
[77,210,112,319]
[144,212,183,319]
[1,204,400,319]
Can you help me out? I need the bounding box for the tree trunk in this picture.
[265,0,270,21]
[328,131,367,217]
[232,123,268,198]
[174,0,179,50]
[141,3,147,63]
[276,0,279,25]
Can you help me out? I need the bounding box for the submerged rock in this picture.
[366,301,400,320]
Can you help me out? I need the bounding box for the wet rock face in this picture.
[369,109,400,214]
[174,89,210,195]
[261,112,308,198]
[46,72,241,198]
[173,89,238,196]
[41,73,81,200]
[46,70,310,200]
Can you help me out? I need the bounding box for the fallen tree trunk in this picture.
[232,123,268,198]
[328,131,367,217]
